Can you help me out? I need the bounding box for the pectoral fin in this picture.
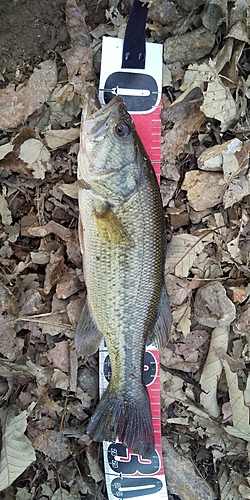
[94,204,133,246]
[75,299,102,356]
[149,286,172,348]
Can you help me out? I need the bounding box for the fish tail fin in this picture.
[87,383,155,456]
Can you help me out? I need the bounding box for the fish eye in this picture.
[115,122,131,138]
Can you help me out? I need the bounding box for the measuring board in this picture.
[98,37,168,500]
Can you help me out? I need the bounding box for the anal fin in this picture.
[75,299,102,356]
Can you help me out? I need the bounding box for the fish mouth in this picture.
[83,96,128,139]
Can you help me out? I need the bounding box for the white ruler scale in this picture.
[98,36,168,500]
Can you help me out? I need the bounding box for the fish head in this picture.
[78,96,143,201]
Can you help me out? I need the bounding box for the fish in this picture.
[75,94,172,456]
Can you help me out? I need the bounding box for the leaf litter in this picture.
[0,0,250,498]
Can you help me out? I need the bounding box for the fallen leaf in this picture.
[227,0,250,43]
[0,83,27,129]
[56,271,84,299]
[171,302,191,337]
[44,253,67,295]
[52,488,80,500]
[65,0,91,47]
[181,61,238,131]
[200,327,229,418]
[223,173,250,209]
[46,340,70,373]
[44,126,80,149]
[0,61,57,129]
[161,107,205,159]
[0,405,36,491]
[47,85,81,127]
[223,359,250,441]
[0,194,12,225]
[28,220,71,240]
[24,60,57,120]
[162,437,216,500]
[51,369,69,390]
[61,46,93,82]
[33,430,69,461]
[59,182,79,199]
[163,27,215,65]
[0,284,23,361]
[0,141,13,159]
[19,138,51,179]
[165,234,204,277]
[86,451,104,483]
[198,138,242,172]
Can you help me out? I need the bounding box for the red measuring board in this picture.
[99,37,168,500]
[132,106,162,184]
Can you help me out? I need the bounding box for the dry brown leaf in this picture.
[0,141,13,159]
[44,253,67,295]
[234,304,250,334]
[0,61,57,129]
[181,61,238,131]
[198,138,242,172]
[38,395,63,418]
[227,0,250,43]
[0,151,32,176]
[24,60,57,120]
[223,359,250,441]
[223,173,250,209]
[59,182,79,199]
[0,194,12,225]
[18,138,51,179]
[165,234,204,277]
[28,220,71,241]
[0,83,27,129]
[44,126,80,149]
[163,27,216,65]
[161,108,205,160]
[0,284,24,361]
[61,46,93,82]
[65,0,91,47]
[33,430,69,462]
[46,341,70,373]
[200,327,229,418]
[0,405,36,491]
[20,212,39,237]
[56,272,84,299]
[90,23,111,39]
[51,369,69,390]
[172,302,191,337]
[66,230,82,268]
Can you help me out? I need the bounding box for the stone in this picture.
[194,282,236,328]
[181,170,226,211]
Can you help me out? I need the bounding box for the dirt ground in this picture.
[0,0,107,83]
[0,0,250,499]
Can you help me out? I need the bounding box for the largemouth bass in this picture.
[75,95,172,456]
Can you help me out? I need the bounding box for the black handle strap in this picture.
[122,0,148,70]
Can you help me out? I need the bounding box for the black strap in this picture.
[122,0,148,70]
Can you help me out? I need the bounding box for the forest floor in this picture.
[0,0,250,499]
